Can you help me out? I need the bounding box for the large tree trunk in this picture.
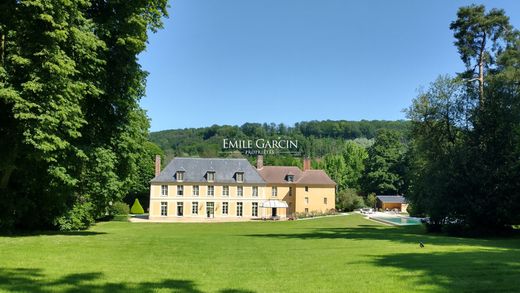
[478,33,486,104]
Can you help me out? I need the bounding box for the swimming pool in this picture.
[370,216,423,226]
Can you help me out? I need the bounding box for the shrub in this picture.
[110,201,130,216]
[55,202,95,231]
[365,193,377,208]
[130,199,145,214]
[336,188,364,211]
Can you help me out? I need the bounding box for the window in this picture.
[177,185,183,196]
[161,185,168,196]
[223,186,229,196]
[236,202,243,217]
[222,202,229,215]
[207,185,214,196]
[272,187,277,197]
[207,171,215,182]
[177,202,183,216]
[236,172,244,182]
[160,202,168,216]
[324,197,328,204]
[193,185,199,196]
[305,186,309,192]
[252,202,258,217]
[287,175,294,182]
[176,171,184,181]
[237,186,243,197]
[305,197,309,204]
[305,208,309,214]
[192,202,198,215]
[252,186,258,197]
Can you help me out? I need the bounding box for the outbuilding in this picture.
[376,195,408,212]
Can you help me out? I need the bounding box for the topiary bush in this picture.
[130,198,145,214]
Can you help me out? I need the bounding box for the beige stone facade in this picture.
[149,157,336,221]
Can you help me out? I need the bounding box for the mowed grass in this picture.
[1,214,519,293]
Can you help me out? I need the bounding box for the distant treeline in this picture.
[149,120,410,161]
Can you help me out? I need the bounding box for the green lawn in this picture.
[1,214,519,293]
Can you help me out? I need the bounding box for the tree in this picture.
[450,5,513,103]
[407,5,520,233]
[0,0,168,231]
[321,154,348,191]
[406,75,467,228]
[361,130,406,195]
[342,141,368,190]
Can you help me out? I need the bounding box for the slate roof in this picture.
[257,166,336,186]
[151,157,265,184]
[376,195,406,204]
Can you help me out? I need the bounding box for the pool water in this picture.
[370,216,422,226]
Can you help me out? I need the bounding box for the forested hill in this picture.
[150,120,410,162]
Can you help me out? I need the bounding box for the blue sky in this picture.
[138,0,520,132]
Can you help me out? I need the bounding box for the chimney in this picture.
[256,155,264,169]
[303,158,311,171]
[155,155,161,177]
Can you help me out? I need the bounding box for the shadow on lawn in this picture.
[0,268,255,293]
[243,223,520,250]
[371,250,520,292]
[0,231,106,237]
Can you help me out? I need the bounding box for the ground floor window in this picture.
[252,202,258,217]
[192,202,198,215]
[237,202,243,217]
[305,208,309,214]
[222,202,228,215]
[206,202,214,218]
[161,202,168,216]
[177,202,183,216]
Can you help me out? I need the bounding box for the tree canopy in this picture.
[0,0,168,231]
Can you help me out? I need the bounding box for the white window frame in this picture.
[192,202,198,215]
[223,186,229,197]
[237,186,243,197]
[272,186,277,197]
[207,185,214,196]
[161,185,168,196]
[193,185,199,196]
[177,202,184,216]
[207,171,215,182]
[176,171,184,182]
[222,202,229,215]
[236,202,243,217]
[305,197,309,204]
[252,186,258,197]
[177,185,183,196]
[252,202,258,217]
[236,172,244,182]
[160,201,168,216]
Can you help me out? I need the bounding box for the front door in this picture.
[272,208,277,217]
[206,202,214,218]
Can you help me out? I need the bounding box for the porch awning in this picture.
[261,200,289,208]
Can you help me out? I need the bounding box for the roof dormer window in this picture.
[207,171,215,182]
[286,175,294,182]
[176,171,185,182]
[235,172,244,183]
